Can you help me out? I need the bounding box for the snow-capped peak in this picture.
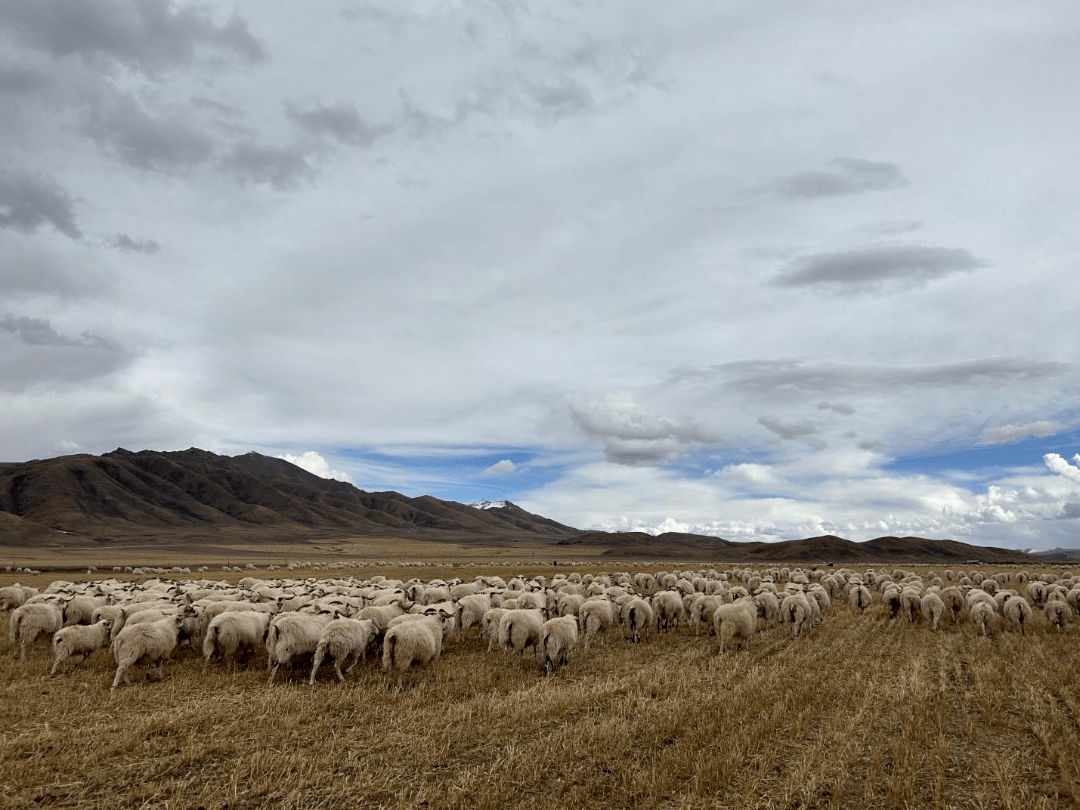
[470,499,507,510]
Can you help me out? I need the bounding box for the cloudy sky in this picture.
[3,1,1079,550]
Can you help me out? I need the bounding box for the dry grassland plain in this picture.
[2,560,1079,810]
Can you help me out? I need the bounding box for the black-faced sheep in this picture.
[541,615,578,675]
[50,619,114,676]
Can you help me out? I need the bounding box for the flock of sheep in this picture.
[2,563,1075,689]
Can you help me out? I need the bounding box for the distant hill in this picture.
[0,448,581,545]
[0,448,1047,563]
[565,531,1036,564]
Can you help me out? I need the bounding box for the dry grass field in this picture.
[2,563,1079,809]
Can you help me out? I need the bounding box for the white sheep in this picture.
[899,588,922,623]
[920,592,946,632]
[9,603,64,661]
[1045,601,1073,634]
[779,593,812,637]
[651,591,685,632]
[203,610,272,670]
[752,591,780,627]
[577,599,615,649]
[1002,595,1033,634]
[621,598,653,644]
[382,615,443,687]
[309,617,378,684]
[457,594,493,639]
[882,587,903,620]
[111,614,185,688]
[50,619,114,676]
[481,607,509,651]
[541,615,578,675]
[266,612,334,683]
[849,585,872,614]
[969,601,999,637]
[713,598,757,654]
[498,609,546,663]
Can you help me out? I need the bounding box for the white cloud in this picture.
[1044,453,1080,484]
[483,459,516,476]
[277,451,353,484]
[978,420,1059,445]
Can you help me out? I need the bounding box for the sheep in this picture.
[498,609,546,663]
[849,585,872,614]
[50,619,114,676]
[203,611,272,670]
[111,614,185,688]
[357,603,407,635]
[688,594,725,635]
[899,588,922,623]
[0,585,34,613]
[970,601,998,637]
[940,587,964,623]
[457,594,493,639]
[651,590,685,632]
[481,608,509,651]
[541,615,578,675]
[779,593,812,637]
[9,603,64,661]
[382,615,443,687]
[1026,581,1048,609]
[714,598,758,654]
[920,593,946,632]
[266,612,334,683]
[62,595,105,627]
[753,591,781,627]
[309,618,378,684]
[881,587,902,620]
[1045,601,1073,634]
[1003,595,1033,634]
[577,599,615,650]
[621,598,654,644]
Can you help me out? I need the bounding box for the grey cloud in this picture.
[1061,503,1080,520]
[0,314,126,391]
[527,79,595,121]
[668,357,1070,397]
[87,95,215,172]
[817,401,856,415]
[192,96,242,118]
[570,399,719,465]
[219,141,315,191]
[0,314,119,350]
[0,238,110,299]
[0,0,266,75]
[0,168,81,239]
[286,102,394,147]
[773,158,907,199]
[771,245,986,292]
[758,416,826,449]
[109,233,161,255]
[0,63,50,95]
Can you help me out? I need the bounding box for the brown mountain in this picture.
[0,448,581,545]
[569,531,1036,564]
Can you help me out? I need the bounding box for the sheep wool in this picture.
[382,615,443,686]
[111,614,185,688]
[714,598,758,654]
[50,619,113,677]
[203,610,272,670]
[9,603,64,661]
[1002,596,1033,634]
[541,615,578,675]
[920,593,946,632]
[309,618,378,684]
[498,609,546,663]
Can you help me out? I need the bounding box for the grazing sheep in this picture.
[357,603,407,635]
[541,615,578,675]
[1026,581,1048,609]
[899,588,922,623]
[714,598,758,654]
[457,594,493,639]
[481,608,509,651]
[779,593,812,637]
[1003,596,1033,634]
[1045,601,1073,634]
[9,603,64,661]
[577,599,615,650]
[920,593,946,632]
[0,585,34,613]
[849,585,872,614]
[652,591,685,632]
[753,591,781,627]
[881,587,903,620]
[62,595,105,627]
[498,609,546,663]
[50,619,114,676]
[203,611,272,670]
[111,614,185,688]
[309,618,378,684]
[266,612,334,683]
[383,615,443,687]
[970,601,999,637]
[621,598,654,644]
[940,587,964,623]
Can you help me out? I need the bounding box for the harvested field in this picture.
[2,565,1079,809]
